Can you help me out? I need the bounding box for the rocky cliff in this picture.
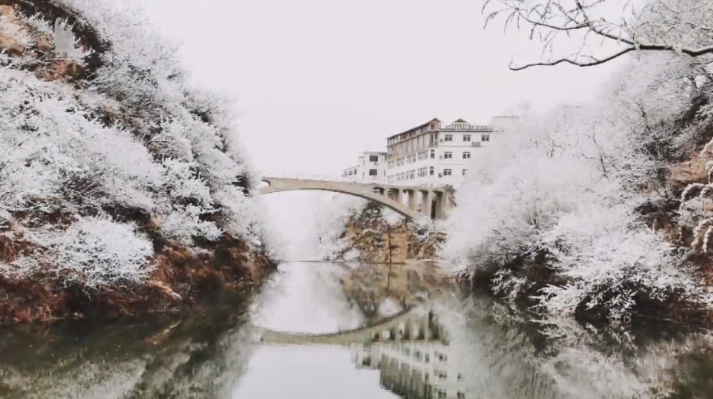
[0,0,276,324]
[329,202,444,264]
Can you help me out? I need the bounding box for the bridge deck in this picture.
[261,176,448,193]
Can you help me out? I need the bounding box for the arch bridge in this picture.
[258,174,454,220]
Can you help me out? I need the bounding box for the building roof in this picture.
[386,118,440,141]
[442,118,493,132]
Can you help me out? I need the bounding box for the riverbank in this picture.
[0,235,276,324]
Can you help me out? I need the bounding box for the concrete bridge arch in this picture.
[258,177,453,220]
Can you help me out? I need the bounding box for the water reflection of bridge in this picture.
[258,306,448,346]
[258,306,467,398]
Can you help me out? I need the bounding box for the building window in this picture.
[444,152,452,159]
[462,169,468,175]
[482,134,490,142]
[444,134,453,142]
[463,134,471,141]
[463,152,471,159]
[457,392,465,399]
[443,169,452,176]
[437,390,447,399]
[424,353,430,363]
[369,169,377,176]
[430,150,435,159]
[369,155,379,162]
[437,352,448,362]
[429,166,434,176]
[435,370,447,380]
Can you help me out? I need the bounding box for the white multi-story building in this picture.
[342,151,388,182]
[385,117,507,189]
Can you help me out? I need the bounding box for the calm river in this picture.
[0,262,712,399]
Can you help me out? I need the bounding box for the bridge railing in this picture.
[259,172,449,189]
[260,171,364,183]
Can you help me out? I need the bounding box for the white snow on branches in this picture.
[9,217,153,289]
[443,47,713,322]
[0,0,273,288]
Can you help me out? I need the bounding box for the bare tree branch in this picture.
[483,0,713,71]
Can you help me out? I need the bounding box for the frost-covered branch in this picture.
[483,0,713,70]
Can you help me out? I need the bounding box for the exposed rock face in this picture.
[332,203,444,264]
[0,0,276,324]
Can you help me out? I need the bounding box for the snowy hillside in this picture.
[0,0,276,322]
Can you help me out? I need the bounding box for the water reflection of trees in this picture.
[0,301,258,399]
[351,293,713,399]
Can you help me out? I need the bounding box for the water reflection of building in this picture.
[350,312,467,399]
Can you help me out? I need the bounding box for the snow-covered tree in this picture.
[443,47,713,323]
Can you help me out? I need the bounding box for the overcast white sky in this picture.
[146,0,620,176]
